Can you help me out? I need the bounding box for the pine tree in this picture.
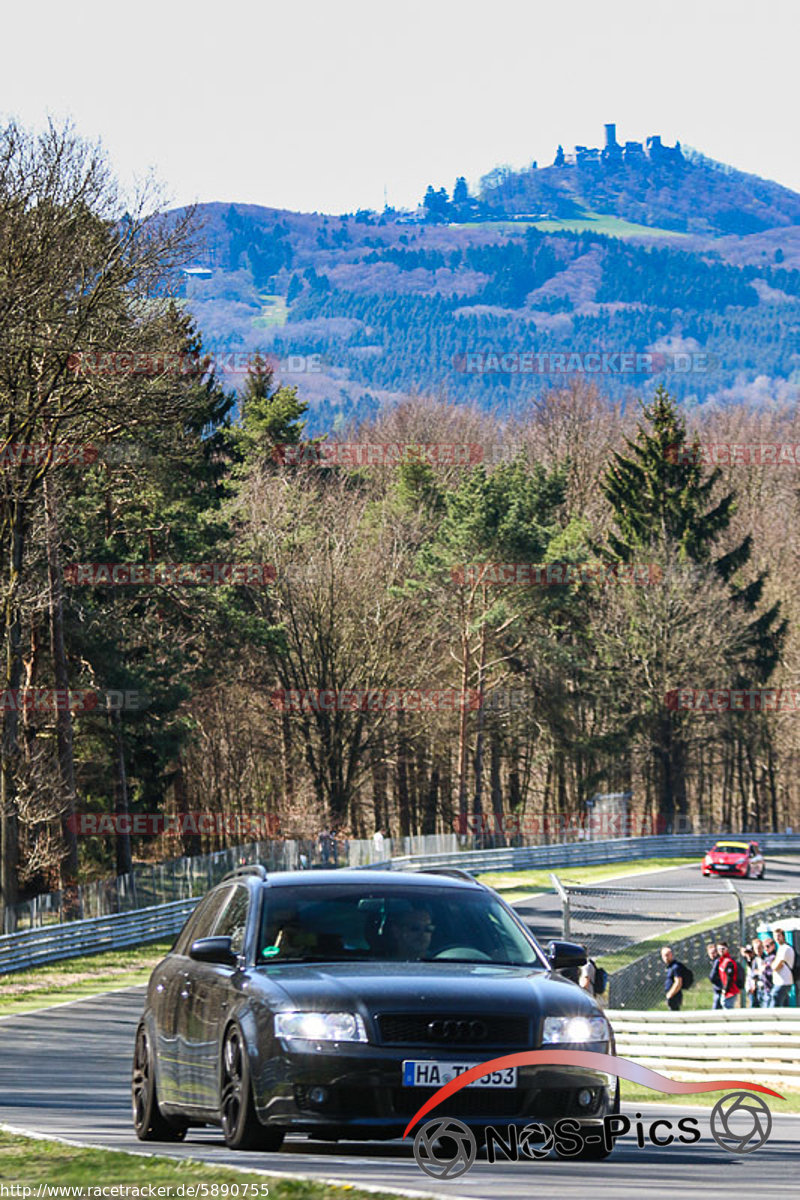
[235,354,309,464]
[601,386,786,827]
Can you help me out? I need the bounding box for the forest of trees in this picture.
[2,121,800,923]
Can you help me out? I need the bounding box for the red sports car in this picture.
[702,840,765,879]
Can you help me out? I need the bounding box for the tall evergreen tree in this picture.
[601,386,786,827]
[234,354,309,465]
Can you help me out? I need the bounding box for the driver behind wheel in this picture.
[383,905,435,960]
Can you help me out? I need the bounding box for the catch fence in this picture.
[551,873,800,1009]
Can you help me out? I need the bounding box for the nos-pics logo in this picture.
[406,1052,778,1180]
[413,1093,772,1180]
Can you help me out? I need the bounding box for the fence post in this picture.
[550,872,571,939]
[725,880,745,949]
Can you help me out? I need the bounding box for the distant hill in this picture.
[170,137,800,431]
[473,143,800,236]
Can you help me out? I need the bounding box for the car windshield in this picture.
[256,884,545,967]
[714,843,748,852]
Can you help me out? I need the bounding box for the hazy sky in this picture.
[3,0,797,214]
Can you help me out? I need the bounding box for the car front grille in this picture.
[377,1013,531,1046]
[391,1088,525,1117]
[390,1086,605,1119]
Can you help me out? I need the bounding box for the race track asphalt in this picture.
[513,856,800,953]
[1,858,798,1196]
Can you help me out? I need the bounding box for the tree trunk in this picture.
[280,707,293,808]
[395,710,411,838]
[472,618,487,837]
[43,474,80,899]
[112,705,133,877]
[456,601,473,830]
[371,734,387,833]
[1,505,26,927]
[490,728,503,845]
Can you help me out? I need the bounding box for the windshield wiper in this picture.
[259,954,361,964]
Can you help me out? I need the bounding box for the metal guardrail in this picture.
[608,1007,800,1084]
[0,898,198,974]
[384,832,800,874]
[1,832,798,976]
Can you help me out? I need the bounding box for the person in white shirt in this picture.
[770,928,796,1007]
[578,959,606,1008]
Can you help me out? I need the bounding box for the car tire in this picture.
[220,1024,284,1151]
[760,866,766,879]
[132,1025,187,1142]
[745,864,751,879]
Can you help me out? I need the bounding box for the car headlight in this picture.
[542,1015,609,1044]
[274,1011,368,1042]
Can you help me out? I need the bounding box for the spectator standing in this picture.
[761,937,777,1004]
[743,945,759,1008]
[770,928,796,1008]
[661,946,685,1011]
[707,940,723,1010]
[751,939,769,1007]
[318,828,333,866]
[717,941,741,1009]
[579,958,606,1008]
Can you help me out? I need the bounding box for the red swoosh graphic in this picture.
[401,1050,784,1138]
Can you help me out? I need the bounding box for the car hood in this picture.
[709,851,748,862]
[248,960,600,1020]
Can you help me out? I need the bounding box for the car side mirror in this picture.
[189,936,238,966]
[547,940,588,970]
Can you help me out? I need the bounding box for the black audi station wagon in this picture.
[132,866,617,1158]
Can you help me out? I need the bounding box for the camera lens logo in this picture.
[413,1118,477,1179]
[710,1091,772,1154]
[518,1121,555,1159]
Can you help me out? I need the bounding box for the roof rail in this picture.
[221,863,268,883]
[416,866,481,885]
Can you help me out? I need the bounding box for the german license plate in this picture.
[402,1061,517,1088]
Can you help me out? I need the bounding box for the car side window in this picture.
[213,885,250,954]
[173,887,234,956]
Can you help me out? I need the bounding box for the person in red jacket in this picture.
[717,941,741,1009]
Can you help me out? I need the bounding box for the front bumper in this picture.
[253,1041,615,1137]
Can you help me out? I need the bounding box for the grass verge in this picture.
[0,1128,403,1195]
[0,941,172,1017]
[453,211,687,239]
[476,856,698,903]
[597,894,791,977]
[620,1083,800,1113]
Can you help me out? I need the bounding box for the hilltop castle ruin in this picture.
[553,124,684,168]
